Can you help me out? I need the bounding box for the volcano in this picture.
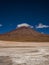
[0,26,49,42]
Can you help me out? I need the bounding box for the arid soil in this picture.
[0,56,12,65]
[0,41,49,65]
[0,41,49,47]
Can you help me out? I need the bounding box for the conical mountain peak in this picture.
[0,23,49,42]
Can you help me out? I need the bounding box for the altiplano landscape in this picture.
[0,0,49,65]
[0,25,49,65]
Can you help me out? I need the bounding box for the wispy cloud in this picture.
[17,23,33,28]
[0,24,3,27]
[36,23,49,28]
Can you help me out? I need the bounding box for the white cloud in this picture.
[17,23,33,28]
[0,24,3,27]
[36,23,49,28]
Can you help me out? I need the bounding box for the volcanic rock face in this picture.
[0,26,49,42]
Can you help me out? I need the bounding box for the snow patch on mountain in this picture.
[17,23,33,28]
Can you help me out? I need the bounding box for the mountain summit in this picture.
[0,25,49,42]
[17,23,33,28]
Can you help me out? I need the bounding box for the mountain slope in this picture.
[0,26,49,42]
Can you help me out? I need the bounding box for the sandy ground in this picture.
[0,41,49,65]
[0,47,49,65]
[0,41,49,47]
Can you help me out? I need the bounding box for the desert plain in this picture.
[0,41,49,65]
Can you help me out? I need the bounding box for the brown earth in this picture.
[0,26,49,42]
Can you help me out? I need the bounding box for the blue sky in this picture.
[0,0,49,34]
